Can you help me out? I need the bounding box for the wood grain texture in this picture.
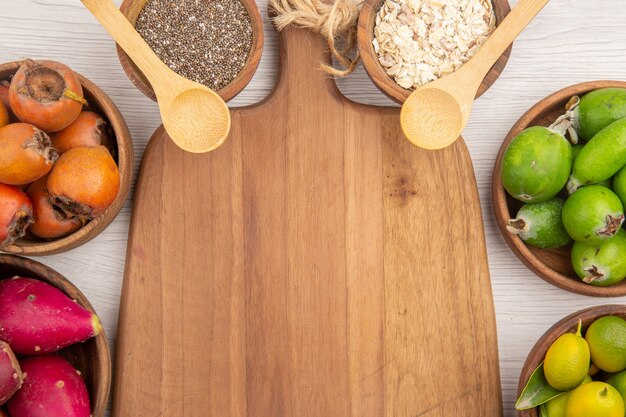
[492,80,626,297]
[117,0,264,103]
[113,27,501,417]
[517,304,626,417]
[0,254,111,417]
[358,0,513,104]
[0,61,133,256]
[3,1,626,416]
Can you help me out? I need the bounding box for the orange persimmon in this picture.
[0,123,58,185]
[47,146,119,219]
[0,101,8,128]
[0,183,33,247]
[27,177,82,240]
[51,111,114,155]
[9,60,85,132]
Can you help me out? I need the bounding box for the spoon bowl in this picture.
[162,88,231,153]
[400,87,464,150]
[81,0,231,153]
[400,0,550,150]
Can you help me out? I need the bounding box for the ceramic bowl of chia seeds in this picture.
[117,0,264,102]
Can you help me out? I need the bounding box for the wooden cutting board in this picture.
[113,27,502,417]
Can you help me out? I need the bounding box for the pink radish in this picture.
[0,277,102,355]
[0,341,23,405]
[7,355,90,417]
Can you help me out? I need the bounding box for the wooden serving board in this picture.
[113,28,502,417]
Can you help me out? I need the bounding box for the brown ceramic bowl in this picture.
[517,304,626,417]
[0,254,111,417]
[492,81,626,297]
[357,0,512,103]
[117,0,264,102]
[0,60,133,256]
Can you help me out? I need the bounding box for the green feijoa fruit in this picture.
[614,165,626,208]
[507,198,571,248]
[501,126,572,203]
[599,177,614,190]
[573,88,626,141]
[572,230,626,286]
[557,145,585,199]
[562,185,625,245]
[572,144,584,161]
[568,118,626,193]
[570,144,611,189]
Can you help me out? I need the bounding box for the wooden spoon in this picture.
[81,0,231,153]
[400,0,549,150]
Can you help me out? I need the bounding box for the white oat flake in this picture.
[373,0,495,89]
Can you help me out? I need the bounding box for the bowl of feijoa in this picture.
[492,81,626,297]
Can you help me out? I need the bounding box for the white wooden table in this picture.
[2,0,626,415]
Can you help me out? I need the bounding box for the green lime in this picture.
[586,316,626,372]
[501,126,572,203]
[606,370,626,405]
[565,382,624,417]
[544,375,592,417]
[545,321,591,391]
[545,393,570,417]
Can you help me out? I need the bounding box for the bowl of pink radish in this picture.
[0,254,110,417]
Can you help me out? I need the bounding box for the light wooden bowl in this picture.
[492,80,626,297]
[517,304,626,417]
[357,0,512,103]
[117,0,264,102]
[0,60,133,256]
[0,254,111,417]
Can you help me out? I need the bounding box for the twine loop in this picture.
[269,0,363,76]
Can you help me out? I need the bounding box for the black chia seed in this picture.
[136,0,253,91]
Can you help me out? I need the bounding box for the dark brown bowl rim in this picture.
[116,0,264,103]
[0,60,134,256]
[0,253,111,417]
[492,80,626,297]
[517,304,626,417]
[357,0,513,104]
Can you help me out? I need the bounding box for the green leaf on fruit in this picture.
[516,362,567,410]
[539,403,549,417]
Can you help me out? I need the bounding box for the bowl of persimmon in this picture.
[0,59,133,255]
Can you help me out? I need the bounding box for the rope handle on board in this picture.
[269,0,363,76]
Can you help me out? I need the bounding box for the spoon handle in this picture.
[81,0,173,92]
[464,0,550,84]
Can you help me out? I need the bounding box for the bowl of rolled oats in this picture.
[357,0,512,103]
